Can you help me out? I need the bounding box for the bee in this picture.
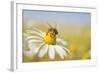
[44,23,58,45]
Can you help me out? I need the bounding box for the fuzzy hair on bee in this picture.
[47,28,58,35]
[44,23,58,45]
[46,23,58,35]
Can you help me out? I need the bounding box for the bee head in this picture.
[47,22,58,35]
[48,28,58,35]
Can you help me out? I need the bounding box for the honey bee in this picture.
[44,23,58,45]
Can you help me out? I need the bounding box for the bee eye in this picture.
[55,32,58,35]
[54,29,58,35]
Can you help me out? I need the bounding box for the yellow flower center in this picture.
[44,32,56,45]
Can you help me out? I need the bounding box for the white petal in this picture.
[38,44,48,58]
[26,36,44,41]
[28,39,43,44]
[23,33,28,37]
[28,39,43,50]
[24,43,44,58]
[59,45,70,54]
[26,30,44,37]
[56,38,67,46]
[32,27,45,36]
[33,43,45,53]
[54,45,67,59]
[48,45,55,60]
[28,40,43,51]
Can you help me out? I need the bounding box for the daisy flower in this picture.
[23,27,70,60]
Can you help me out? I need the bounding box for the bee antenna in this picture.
[47,22,53,28]
[54,22,57,29]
